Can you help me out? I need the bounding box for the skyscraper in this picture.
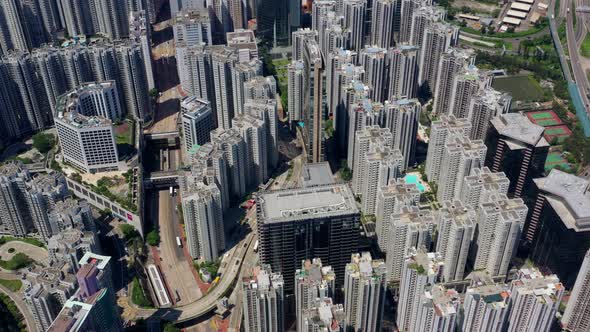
[381,99,421,170]
[231,59,263,115]
[437,135,486,203]
[302,39,325,163]
[425,115,472,182]
[484,113,549,198]
[408,4,445,47]
[244,98,279,169]
[508,268,564,332]
[257,0,290,45]
[291,28,318,61]
[432,47,475,115]
[346,97,380,170]
[295,258,336,332]
[301,298,346,331]
[396,248,444,332]
[343,252,387,332]
[0,162,33,236]
[528,169,590,287]
[287,60,305,122]
[387,45,419,100]
[562,249,590,332]
[181,182,225,261]
[114,41,151,121]
[211,47,237,129]
[242,265,284,332]
[210,128,247,199]
[435,200,475,282]
[474,192,527,278]
[399,0,430,43]
[256,184,360,292]
[375,179,420,251]
[385,207,436,282]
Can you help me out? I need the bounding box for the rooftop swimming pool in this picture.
[404,174,425,192]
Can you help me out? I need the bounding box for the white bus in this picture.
[169,186,174,196]
[176,236,182,247]
[253,240,259,253]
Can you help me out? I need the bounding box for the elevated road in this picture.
[137,232,255,322]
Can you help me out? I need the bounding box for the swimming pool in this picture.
[404,174,425,192]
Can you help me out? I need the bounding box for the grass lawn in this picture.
[0,279,22,292]
[0,236,45,248]
[131,277,153,308]
[581,33,590,58]
[115,122,133,145]
[0,253,33,270]
[492,75,544,101]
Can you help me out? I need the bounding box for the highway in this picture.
[566,0,590,113]
[137,231,255,322]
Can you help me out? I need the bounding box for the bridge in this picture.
[144,170,179,187]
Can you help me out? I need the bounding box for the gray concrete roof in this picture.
[301,162,335,188]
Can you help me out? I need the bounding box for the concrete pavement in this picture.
[0,278,37,332]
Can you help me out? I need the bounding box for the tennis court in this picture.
[544,125,572,143]
[545,151,572,172]
[526,110,562,127]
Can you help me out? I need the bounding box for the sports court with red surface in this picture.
[544,125,573,143]
[526,110,562,127]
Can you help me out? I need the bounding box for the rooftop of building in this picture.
[379,178,421,197]
[243,264,283,290]
[464,167,510,186]
[534,169,590,231]
[432,114,472,130]
[511,268,563,302]
[173,8,210,23]
[491,113,548,147]
[445,135,486,154]
[181,96,211,117]
[302,298,345,330]
[257,184,359,223]
[392,206,436,226]
[0,161,28,178]
[226,29,256,45]
[79,252,111,270]
[439,200,476,225]
[424,285,460,317]
[296,258,336,282]
[346,252,386,278]
[301,162,335,188]
[406,248,444,276]
[48,288,107,332]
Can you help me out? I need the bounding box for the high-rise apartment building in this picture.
[387,45,420,100]
[462,280,511,332]
[381,99,421,170]
[352,126,392,194]
[562,249,590,331]
[181,96,215,160]
[484,113,549,198]
[243,76,276,102]
[437,135,486,202]
[425,115,472,182]
[244,98,279,169]
[181,182,225,261]
[173,9,213,47]
[301,297,346,332]
[343,252,386,332]
[210,128,247,199]
[242,264,284,332]
[508,268,564,332]
[292,28,318,61]
[448,65,492,119]
[409,4,446,47]
[399,0,431,43]
[360,46,388,102]
[211,47,238,129]
[414,285,460,332]
[256,184,360,292]
[301,39,325,163]
[129,10,155,90]
[114,40,151,121]
[0,162,33,236]
[295,258,336,332]
[385,207,436,282]
[287,60,305,122]
[468,88,511,140]
[371,0,397,48]
[417,22,458,92]
[361,145,404,214]
[346,97,380,170]
[57,81,123,120]
[458,167,510,209]
[432,47,475,115]
[231,59,262,115]
[396,248,444,332]
[232,114,268,188]
[343,0,367,54]
[528,169,590,287]
[375,179,420,251]
[474,192,527,278]
[436,200,475,282]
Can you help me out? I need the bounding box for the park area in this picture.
[492,75,544,101]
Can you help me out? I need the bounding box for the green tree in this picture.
[339,160,353,181]
[149,88,159,98]
[32,133,56,154]
[163,322,180,332]
[146,230,160,246]
[120,224,140,242]
[70,173,82,183]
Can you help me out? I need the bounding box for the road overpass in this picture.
[137,232,255,323]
